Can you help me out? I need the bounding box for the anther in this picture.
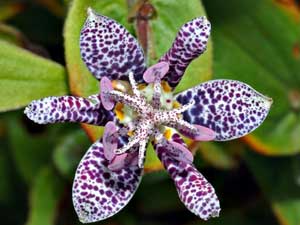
[143,62,170,109]
[138,140,147,168]
[129,72,140,96]
[100,77,114,110]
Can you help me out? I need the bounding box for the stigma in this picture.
[100,62,215,169]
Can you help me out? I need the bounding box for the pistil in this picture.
[100,62,214,169]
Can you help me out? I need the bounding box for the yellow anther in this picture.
[112,80,130,92]
[127,130,134,136]
[172,101,182,109]
[164,128,172,140]
[161,81,172,93]
[138,83,147,90]
[114,102,125,121]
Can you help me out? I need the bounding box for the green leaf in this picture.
[135,172,182,213]
[0,2,24,21]
[0,40,68,112]
[198,142,238,170]
[0,23,21,45]
[203,0,300,155]
[26,166,64,225]
[7,113,55,184]
[9,5,64,45]
[273,201,300,225]
[245,151,300,225]
[64,0,211,170]
[0,146,14,204]
[189,210,277,225]
[53,129,90,179]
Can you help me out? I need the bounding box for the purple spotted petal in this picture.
[159,17,211,88]
[24,95,114,125]
[80,8,146,82]
[155,143,220,220]
[73,140,143,223]
[176,79,273,141]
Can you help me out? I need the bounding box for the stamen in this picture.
[173,99,195,114]
[154,129,193,163]
[176,123,216,141]
[143,62,169,83]
[109,90,147,114]
[176,119,198,133]
[138,139,147,168]
[101,64,214,170]
[103,121,118,160]
[100,77,115,110]
[143,62,170,109]
[108,153,128,171]
[152,80,162,109]
[161,114,199,138]
[114,118,153,167]
[129,72,140,96]
[114,136,140,154]
[165,140,194,164]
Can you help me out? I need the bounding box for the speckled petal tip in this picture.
[72,140,143,223]
[159,16,211,88]
[176,79,273,141]
[24,95,114,126]
[156,145,220,220]
[80,8,146,82]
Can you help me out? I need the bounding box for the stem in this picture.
[127,0,157,62]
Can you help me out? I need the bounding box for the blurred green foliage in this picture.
[0,0,299,225]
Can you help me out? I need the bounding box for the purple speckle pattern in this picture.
[80,8,146,82]
[23,8,273,222]
[155,143,220,220]
[176,79,273,141]
[24,95,114,125]
[73,140,143,223]
[159,17,211,88]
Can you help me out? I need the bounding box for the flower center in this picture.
[101,62,215,168]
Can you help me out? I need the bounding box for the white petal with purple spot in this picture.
[24,95,114,125]
[80,8,146,82]
[156,144,220,220]
[176,79,272,141]
[72,140,143,223]
[159,16,211,87]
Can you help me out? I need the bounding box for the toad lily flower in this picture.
[24,8,272,223]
